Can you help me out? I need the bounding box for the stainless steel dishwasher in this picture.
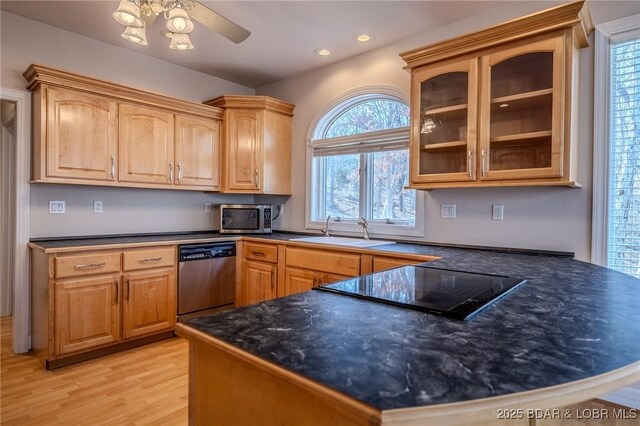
[178,242,236,320]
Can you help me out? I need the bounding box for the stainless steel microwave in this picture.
[219,204,272,234]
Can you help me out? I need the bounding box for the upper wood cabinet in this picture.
[25,64,223,191]
[45,87,118,181]
[205,96,294,194]
[401,1,593,189]
[119,104,174,185]
[175,115,221,189]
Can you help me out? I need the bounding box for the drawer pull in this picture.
[251,251,266,257]
[73,262,106,270]
[139,257,162,263]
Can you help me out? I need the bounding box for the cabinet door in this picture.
[46,88,118,181]
[283,267,316,296]
[479,35,565,180]
[410,58,478,184]
[119,104,174,185]
[240,260,277,306]
[226,109,262,191]
[317,273,349,287]
[123,268,176,340]
[175,115,221,189]
[54,275,121,355]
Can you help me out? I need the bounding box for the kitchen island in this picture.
[176,246,640,425]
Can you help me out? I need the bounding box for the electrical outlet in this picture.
[492,204,504,221]
[93,201,103,213]
[49,201,65,214]
[205,203,212,213]
[277,204,284,216]
[441,204,456,219]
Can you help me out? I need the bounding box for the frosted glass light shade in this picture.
[166,7,194,34]
[169,33,194,50]
[122,26,148,45]
[113,0,143,27]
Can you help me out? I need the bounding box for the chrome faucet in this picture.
[321,215,331,236]
[357,217,370,240]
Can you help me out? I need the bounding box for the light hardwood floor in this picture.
[0,316,188,425]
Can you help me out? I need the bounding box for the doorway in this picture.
[1,88,31,354]
[0,100,16,318]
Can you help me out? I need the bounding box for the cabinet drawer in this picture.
[123,247,175,271]
[55,252,121,279]
[244,242,278,263]
[286,247,360,276]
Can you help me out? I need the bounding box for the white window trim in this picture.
[305,86,425,238]
[592,14,640,266]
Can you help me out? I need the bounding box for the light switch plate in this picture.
[441,204,456,219]
[49,201,65,214]
[93,201,103,213]
[205,203,212,213]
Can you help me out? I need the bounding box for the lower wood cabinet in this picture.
[372,255,424,272]
[31,246,177,369]
[239,260,277,306]
[283,267,349,296]
[123,268,175,340]
[54,275,121,355]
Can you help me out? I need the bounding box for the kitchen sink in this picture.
[293,236,395,248]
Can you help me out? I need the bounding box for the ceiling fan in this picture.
[113,0,251,50]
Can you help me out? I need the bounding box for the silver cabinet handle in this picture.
[481,149,486,177]
[255,168,259,187]
[73,262,106,270]
[111,155,115,179]
[177,162,183,183]
[169,162,174,183]
[468,150,473,178]
[139,257,162,263]
[115,277,119,303]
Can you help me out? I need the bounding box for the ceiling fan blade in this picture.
[190,1,251,44]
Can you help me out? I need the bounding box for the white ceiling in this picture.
[1,0,515,88]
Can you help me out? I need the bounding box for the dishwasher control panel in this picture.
[179,242,236,262]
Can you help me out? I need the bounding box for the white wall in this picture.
[256,1,640,261]
[0,11,255,238]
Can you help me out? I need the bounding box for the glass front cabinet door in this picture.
[410,59,478,184]
[479,35,565,181]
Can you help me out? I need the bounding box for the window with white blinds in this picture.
[607,32,640,278]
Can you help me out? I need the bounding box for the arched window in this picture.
[308,90,422,237]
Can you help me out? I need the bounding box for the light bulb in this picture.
[166,7,194,34]
[169,33,194,50]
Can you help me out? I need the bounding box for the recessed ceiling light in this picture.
[314,48,331,56]
[499,103,510,108]
[355,34,371,42]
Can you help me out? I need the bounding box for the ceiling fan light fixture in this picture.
[169,33,194,50]
[166,6,194,34]
[122,25,148,45]
[113,0,143,27]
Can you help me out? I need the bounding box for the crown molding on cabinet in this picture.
[400,0,593,70]
[24,64,223,121]
[205,95,295,117]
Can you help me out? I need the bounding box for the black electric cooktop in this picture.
[315,265,526,320]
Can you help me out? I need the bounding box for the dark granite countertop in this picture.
[184,248,640,411]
